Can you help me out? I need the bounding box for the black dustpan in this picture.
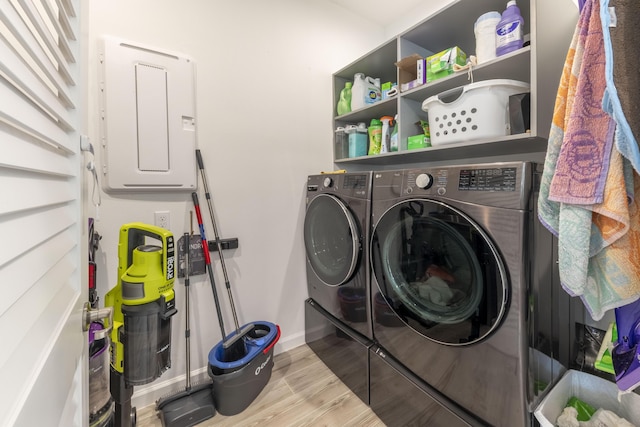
[156,231,215,427]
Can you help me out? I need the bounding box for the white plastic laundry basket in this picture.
[421,79,530,146]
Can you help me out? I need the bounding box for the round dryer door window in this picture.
[371,199,508,345]
[304,194,361,286]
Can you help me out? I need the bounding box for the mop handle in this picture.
[192,192,227,339]
[196,149,241,333]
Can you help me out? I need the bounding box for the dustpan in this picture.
[156,231,216,427]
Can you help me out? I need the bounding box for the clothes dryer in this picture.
[369,162,566,427]
[304,172,373,340]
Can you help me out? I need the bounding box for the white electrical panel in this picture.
[98,36,197,192]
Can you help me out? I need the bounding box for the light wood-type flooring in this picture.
[137,344,385,426]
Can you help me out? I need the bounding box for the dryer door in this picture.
[304,194,361,286]
[371,199,508,346]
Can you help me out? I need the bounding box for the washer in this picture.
[304,172,373,340]
[369,162,566,427]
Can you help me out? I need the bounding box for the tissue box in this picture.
[426,47,467,82]
[534,370,640,427]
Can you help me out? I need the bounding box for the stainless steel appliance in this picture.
[304,172,373,340]
[369,162,566,426]
[304,172,374,404]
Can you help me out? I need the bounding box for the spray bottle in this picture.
[380,116,393,154]
[390,114,399,152]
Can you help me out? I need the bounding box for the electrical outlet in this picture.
[154,211,170,229]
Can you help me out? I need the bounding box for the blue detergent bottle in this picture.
[496,0,524,57]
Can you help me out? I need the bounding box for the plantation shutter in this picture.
[0,0,87,425]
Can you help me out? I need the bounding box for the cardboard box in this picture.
[395,54,427,92]
[426,47,467,82]
[407,134,431,150]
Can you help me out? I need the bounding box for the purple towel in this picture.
[548,0,615,205]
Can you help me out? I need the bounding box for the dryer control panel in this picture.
[458,167,517,191]
[373,162,533,210]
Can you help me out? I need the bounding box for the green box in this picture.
[407,134,431,150]
[426,47,467,82]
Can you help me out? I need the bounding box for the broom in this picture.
[156,224,216,427]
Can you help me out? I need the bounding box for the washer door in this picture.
[304,194,361,286]
[371,199,508,346]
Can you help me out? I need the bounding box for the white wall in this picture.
[87,0,393,405]
[382,1,455,39]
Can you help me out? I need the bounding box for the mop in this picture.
[192,193,250,362]
[156,224,216,427]
[195,149,254,345]
[195,149,280,416]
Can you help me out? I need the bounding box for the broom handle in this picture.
[183,231,191,390]
[196,149,241,333]
[192,192,227,340]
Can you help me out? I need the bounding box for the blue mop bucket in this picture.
[207,321,280,415]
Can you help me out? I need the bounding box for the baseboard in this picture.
[276,330,305,353]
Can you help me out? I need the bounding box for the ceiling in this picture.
[329,0,438,26]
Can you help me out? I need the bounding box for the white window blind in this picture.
[0,0,85,425]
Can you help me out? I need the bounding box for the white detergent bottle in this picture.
[351,73,367,110]
[364,76,382,106]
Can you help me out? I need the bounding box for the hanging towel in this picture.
[601,0,640,174]
[548,0,613,205]
[538,0,640,320]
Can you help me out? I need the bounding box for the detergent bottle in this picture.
[365,76,382,106]
[336,81,352,116]
[347,123,368,158]
[496,1,524,57]
[351,73,367,110]
[368,119,383,156]
[380,116,394,154]
[351,73,382,110]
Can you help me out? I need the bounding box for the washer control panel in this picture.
[307,173,371,198]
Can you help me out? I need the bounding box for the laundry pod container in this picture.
[208,321,280,416]
[421,79,530,146]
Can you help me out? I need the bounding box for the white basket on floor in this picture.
[421,79,530,146]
